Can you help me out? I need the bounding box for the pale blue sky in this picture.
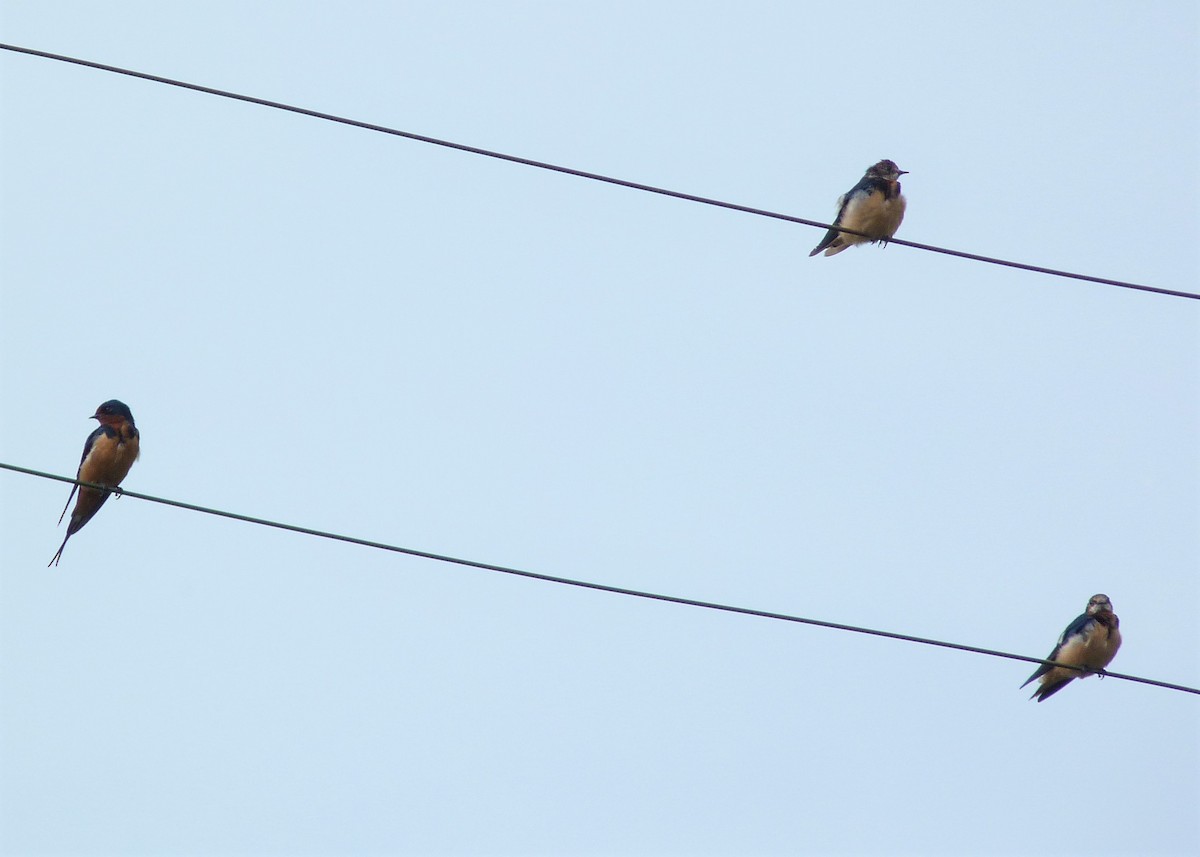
[2,2,1198,855]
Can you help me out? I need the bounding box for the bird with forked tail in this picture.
[49,400,140,567]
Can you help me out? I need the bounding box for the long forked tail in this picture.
[48,532,71,567]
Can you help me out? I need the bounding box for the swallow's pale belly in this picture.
[838,191,906,244]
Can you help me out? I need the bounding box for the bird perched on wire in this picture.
[1021,594,1122,702]
[48,400,141,567]
[809,159,908,257]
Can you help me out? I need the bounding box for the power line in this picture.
[5,460,1197,697]
[3,42,1196,302]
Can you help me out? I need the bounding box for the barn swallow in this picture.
[809,159,908,257]
[1021,594,1122,702]
[48,400,141,567]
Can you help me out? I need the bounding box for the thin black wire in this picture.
[3,42,1196,302]
[5,461,1196,697]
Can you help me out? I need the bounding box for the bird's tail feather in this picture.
[57,484,79,526]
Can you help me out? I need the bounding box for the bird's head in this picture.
[92,399,135,427]
[868,159,908,181]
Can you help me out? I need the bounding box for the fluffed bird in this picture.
[1021,594,1122,702]
[810,159,908,257]
[48,400,141,567]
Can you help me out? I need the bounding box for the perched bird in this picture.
[1021,594,1122,702]
[48,400,141,567]
[809,159,908,257]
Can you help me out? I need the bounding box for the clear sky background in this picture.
[2,3,1198,855]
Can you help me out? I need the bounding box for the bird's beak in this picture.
[898,170,910,176]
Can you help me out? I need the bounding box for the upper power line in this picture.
[2,42,1197,301]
